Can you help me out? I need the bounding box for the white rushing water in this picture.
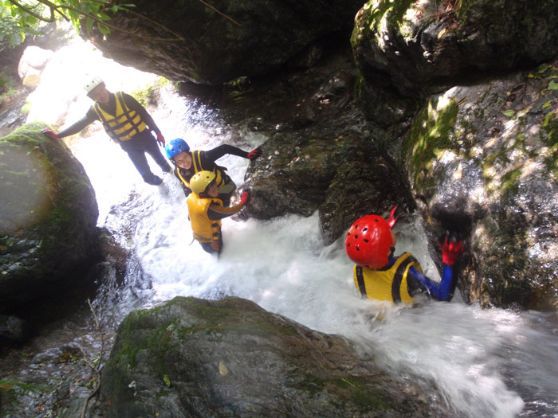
[26,37,558,418]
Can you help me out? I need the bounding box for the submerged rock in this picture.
[403,62,558,310]
[100,297,450,417]
[0,124,99,312]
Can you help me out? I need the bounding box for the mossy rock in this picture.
[0,124,99,312]
[404,62,558,310]
[100,296,450,417]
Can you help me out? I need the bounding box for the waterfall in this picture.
[24,37,558,418]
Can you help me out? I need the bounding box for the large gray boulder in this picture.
[85,0,363,84]
[100,296,450,417]
[403,62,558,310]
[246,129,413,244]
[0,124,99,312]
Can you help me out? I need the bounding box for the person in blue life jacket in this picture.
[187,170,250,255]
[345,207,464,304]
[164,137,261,206]
[43,76,171,185]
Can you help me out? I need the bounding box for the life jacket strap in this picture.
[391,255,417,303]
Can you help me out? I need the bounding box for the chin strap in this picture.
[387,205,398,228]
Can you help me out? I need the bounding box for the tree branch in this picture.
[7,0,55,22]
[197,0,241,26]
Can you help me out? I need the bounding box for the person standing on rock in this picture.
[43,76,171,185]
[164,138,261,206]
[345,208,464,304]
[187,170,250,255]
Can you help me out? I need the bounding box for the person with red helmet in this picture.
[345,207,464,304]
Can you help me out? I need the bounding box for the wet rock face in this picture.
[353,0,558,96]
[0,124,99,312]
[207,49,415,245]
[404,62,558,310]
[246,130,413,244]
[85,0,363,85]
[351,0,558,124]
[100,296,450,417]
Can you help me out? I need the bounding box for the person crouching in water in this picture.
[165,138,261,206]
[344,209,464,304]
[187,170,250,255]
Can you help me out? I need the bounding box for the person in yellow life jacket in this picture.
[345,208,464,304]
[165,138,261,206]
[42,76,171,185]
[187,170,250,255]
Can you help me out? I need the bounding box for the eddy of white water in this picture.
[25,36,558,418]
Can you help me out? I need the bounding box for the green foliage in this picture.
[131,77,169,107]
[0,71,18,106]
[0,0,135,45]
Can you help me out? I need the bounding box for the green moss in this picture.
[542,111,558,146]
[131,77,169,107]
[404,96,459,188]
[294,374,391,412]
[500,167,521,196]
[1,123,47,145]
[334,377,391,411]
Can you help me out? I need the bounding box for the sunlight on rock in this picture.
[452,161,463,181]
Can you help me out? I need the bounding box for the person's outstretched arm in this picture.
[207,191,249,220]
[57,108,98,138]
[204,145,262,163]
[408,265,456,301]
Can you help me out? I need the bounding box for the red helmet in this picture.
[345,214,395,269]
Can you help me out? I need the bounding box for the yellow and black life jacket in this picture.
[93,92,147,141]
[191,150,226,188]
[175,167,192,190]
[186,193,223,243]
[353,253,422,304]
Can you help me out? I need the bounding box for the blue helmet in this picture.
[165,138,190,159]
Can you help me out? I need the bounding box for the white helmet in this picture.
[83,75,104,94]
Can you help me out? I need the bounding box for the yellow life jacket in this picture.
[186,193,223,243]
[93,92,147,141]
[353,253,422,304]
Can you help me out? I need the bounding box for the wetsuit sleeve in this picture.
[203,144,249,163]
[121,92,161,134]
[407,265,456,302]
[57,108,98,138]
[207,201,245,220]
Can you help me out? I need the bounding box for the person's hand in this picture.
[387,205,398,228]
[441,236,464,266]
[156,132,165,146]
[240,190,250,205]
[42,129,60,140]
[247,147,261,160]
